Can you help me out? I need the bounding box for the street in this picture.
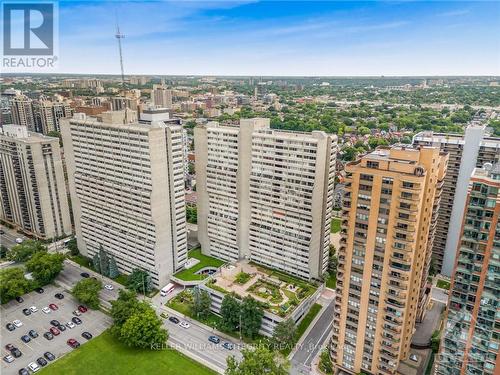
[0,225,27,250]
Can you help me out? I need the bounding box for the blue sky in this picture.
[57,1,500,76]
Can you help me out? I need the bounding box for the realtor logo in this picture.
[3,3,54,55]
[2,2,58,70]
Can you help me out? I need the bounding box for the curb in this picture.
[288,303,328,360]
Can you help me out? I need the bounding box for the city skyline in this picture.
[55,1,500,76]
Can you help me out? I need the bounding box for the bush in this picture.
[235,272,251,284]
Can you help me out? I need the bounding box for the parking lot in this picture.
[1,284,112,374]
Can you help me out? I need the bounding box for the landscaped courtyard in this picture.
[207,262,317,317]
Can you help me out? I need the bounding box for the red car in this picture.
[5,344,14,351]
[49,303,58,311]
[49,327,60,336]
[67,339,80,349]
[78,305,87,313]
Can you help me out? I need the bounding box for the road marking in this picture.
[303,322,332,365]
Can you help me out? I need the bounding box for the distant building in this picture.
[0,125,72,238]
[61,112,187,287]
[151,84,173,108]
[413,121,500,276]
[437,163,500,375]
[195,118,337,280]
[10,95,35,132]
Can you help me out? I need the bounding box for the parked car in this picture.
[49,327,60,336]
[15,238,23,244]
[72,317,82,325]
[57,324,66,332]
[5,344,15,351]
[72,310,82,316]
[6,323,16,331]
[21,335,31,343]
[35,287,44,294]
[222,342,234,350]
[11,348,22,358]
[18,369,29,375]
[66,321,76,329]
[168,316,180,324]
[13,320,23,328]
[0,229,4,234]
[78,305,88,313]
[43,352,55,361]
[27,362,39,372]
[22,308,31,316]
[43,332,53,340]
[30,306,38,313]
[15,296,24,303]
[54,293,64,300]
[28,330,38,338]
[180,321,190,329]
[67,339,80,349]
[36,357,48,367]
[49,303,58,311]
[208,336,220,344]
[50,320,61,327]
[80,272,90,278]
[42,307,51,314]
[81,331,93,340]
[104,284,114,290]
[3,354,14,363]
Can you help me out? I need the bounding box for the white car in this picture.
[3,354,14,363]
[30,306,38,313]
[104,284,114,290]
[180,321,190,329]
[66,321,76,329]
[28,362,40,372]
[12,319,23,328]
[42,307,51,314]
[15,237,23,244]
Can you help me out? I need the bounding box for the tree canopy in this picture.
[25,251,65,285]
[7,240,46,262]
[72,278,102,309]
[0,267,31,304]
[226,346,289,375]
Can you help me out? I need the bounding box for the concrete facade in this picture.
[61,113,187,287]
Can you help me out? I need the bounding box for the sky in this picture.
[54,1,500,76]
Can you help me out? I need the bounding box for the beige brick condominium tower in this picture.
[0,125,72,239]
[330,145,448,374]
[195,118,337,280]
[61,113,187,288]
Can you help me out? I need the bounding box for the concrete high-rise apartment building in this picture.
[151,84,173,108]
[0,125,71,239]
[413,119,500,276]
[330,146,448,375]
[11,95,35,132]
[33,100,56,134]
[195,118,337,280]
[437,163,500,375]
[61,112,187,287]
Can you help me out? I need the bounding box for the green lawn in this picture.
[436,279,451,290]
[173,248,225,281]
[330,218,341,233]
[39,330,216,375]
[325,273,336,289]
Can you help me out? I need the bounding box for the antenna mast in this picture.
[115,20,127,123]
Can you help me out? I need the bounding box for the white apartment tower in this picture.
[61,112,187,287]
[0,125,72,238]
[11,95,35,132]
[151,84,173,108]
[195,118,337,280]
[413,119,500,276]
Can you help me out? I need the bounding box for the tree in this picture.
[99,246,109,277]
[226,346,289,375]
[186,206,197,224]
[7,240,46,262]
[272,319,297,351]
[72,278,102,309]
[220,294,241,332]
[67,238,79,256]
[0,245,8,259]
[92,253,101,273]
[108,255,120,279]
[119,307,168,349]
[319,349,334,374]
[192,288,211,319]
[240,296,264,339]
[431,330,441,353]
[127,268,152,294]
[328,245,338,275]
[25,251,65,285]
[0,267,31,304]
[111,290,144,326]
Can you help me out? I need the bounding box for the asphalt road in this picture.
[290,299,334,375]
[0,225,27,250]
[0,284,111,375]
[431,286,449,305]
